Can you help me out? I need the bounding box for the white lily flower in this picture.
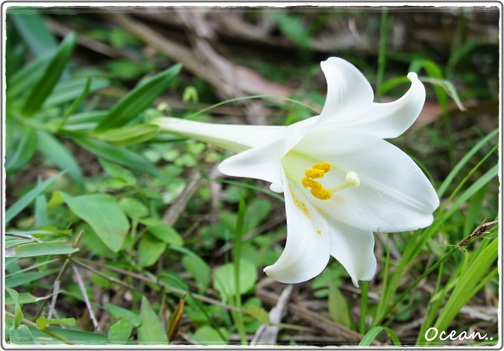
[152,57,439,286]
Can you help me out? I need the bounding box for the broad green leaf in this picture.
[328,282,351,327]
[9,7,57,57]
[5,292,39,305]
[213,259,257,299]
[7,240,78,258]
[5,171,65,224]
[99,158,136,186]
[44,76,109,108]
[108,318,133,344]
[139,218,183,246]
[5,126,37,174]
[137,234,167,268]
[105,303,142,327]
[36,131,84,186]
[36,316,76,329]
[192,326,228,345]
[22,32,76,117]
[61,193,130,252]
[182,255,211,290]
[75,137,162,177]
[9,325,35,345]
[95,63,182,132]
[138,296,168,344]
[119,197,149,220]
[96,124,160,146]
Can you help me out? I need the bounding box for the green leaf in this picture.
[139,218,183,246]
[9,7,58,58]
[36,316,76,329]
[44,76,109,108]
[55,76,92,132]
[105,303,142,327]
[268,12,311,49]
[5,126,38,174]
[96,124,160,146]
[6,288,24,329]
[328,282,351,327]
[5,292,39,305]
[9,325,35,345]
[108,318,133,344]
[244,305,270,325]
[359,326,402,346]
[34,194,48,227]
[119,197,149,220]
[137,234,167,268]
[22,32,76,117]
[99,158,136,186]
[7,240,78,258]
[95,63,182,132]
[6,171,65,224]
[75,137,162,177]
[54,110,108,133]
[5,269,59,288]
[192,326,228,345]
[61,193,130,252]
[138,297,168,344]
[182,255,211,290]
[7,54,51,100]
[213,259,257,299]
[36,131,84,186]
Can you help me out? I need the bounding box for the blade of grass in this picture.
[5,172,65,224]
[21,32,75,117]
[94,63,182,132]
[359,326,401,346]
[9,7,57,58]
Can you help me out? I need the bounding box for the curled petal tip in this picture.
[352,279,360,288]
[407,72,419,81]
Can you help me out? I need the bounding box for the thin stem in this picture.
[233,196,247,345]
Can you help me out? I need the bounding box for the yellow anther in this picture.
[301,178,322,189]
[305,169,325,179]
[312,162,331,173]
[316,229,322,235]
[310,188,333,200]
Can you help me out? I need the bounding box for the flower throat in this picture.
[302,162,360,200]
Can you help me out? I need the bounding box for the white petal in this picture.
[328,221,376,287]
[345,72,426,139]
[218,119,314,186]
[263,174,330,283]
[316,57,374,126]
[152,117,285,153]
[295,130,439,232]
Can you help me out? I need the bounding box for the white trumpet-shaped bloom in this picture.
[152,57,439,286]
